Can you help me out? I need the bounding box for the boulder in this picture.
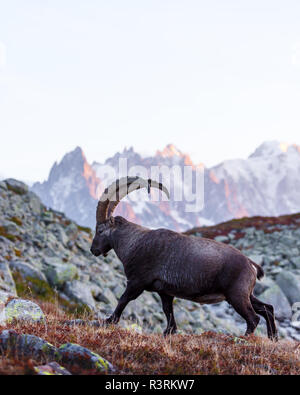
[254,276,275,296]
[0,301,5,325]
[0,181,7,190]
[0,330,57,360]
[291,256,300,269]
[34,362,71,375]
[0,290,14,304]
[9,260,47,283]
[259,284,292,320]
[0,291,15,326]
[25,191,42,215]
[4,179,28,195]
[57,343,114,373]
[1,221,20,236]
[214,235,229,243]
[44,261,78,288]
[64,280,95,309]
[276,271,300,305]
[96,288,117,307]
[0,261,17,295]
[248,254,263,266]
[4,299,45,324]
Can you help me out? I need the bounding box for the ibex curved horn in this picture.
[96,177,170,223]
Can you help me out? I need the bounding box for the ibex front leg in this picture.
[105,283,144,325]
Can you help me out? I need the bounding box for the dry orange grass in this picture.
[1,300,300,375]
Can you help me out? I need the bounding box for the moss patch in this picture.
[12,271,92,318]
[12,271,55,302]
[9,217,23,226]
[6,184,27,195]
[0,226,16,242]
[77,225,92,235]
[14,249,22,258]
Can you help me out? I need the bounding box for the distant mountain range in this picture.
[31,141,300,231]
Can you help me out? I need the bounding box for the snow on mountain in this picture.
[203,141,300,224]
[92,144,205,230]
[31,141,300,231]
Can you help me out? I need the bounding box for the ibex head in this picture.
[90,176,169,257]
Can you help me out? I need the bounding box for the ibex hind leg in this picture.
[226,293,260,336]
[250,294,278,341]
[158,292,177,336]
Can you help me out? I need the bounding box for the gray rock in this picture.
[290,321,300,330]
[0,261,17,295]
[0,330,57,360]
[0,181,7,190]
[291,256,300,269]
[254,276,275,295]
[259,284,292,320]
[1,221,20,237]
[9,260,47,283]
[44,261,78,288]
[248,254,263,265]
[96,287,118,306]
[4,179,28,195]
[276,271,300,305]
[0,303,5,325]
[4,298,46,324]
[34,362,72,375]
[262,255,277,266]
[64,280,95,309]
[279,235,296,248]
[47,223,69,246]
[26,191,42,215]
[57,343,114,373]
[55,227,69,246]
[214,235,228,243]
[65,222,78,238]
[0,290,14,304]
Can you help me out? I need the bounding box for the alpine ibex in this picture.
[91,177,277,340]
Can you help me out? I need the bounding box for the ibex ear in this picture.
[109,216,115,226]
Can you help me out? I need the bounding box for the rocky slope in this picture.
[32,141,300,231]
[1,178,300,340]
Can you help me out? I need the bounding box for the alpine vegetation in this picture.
[91,177,278,340]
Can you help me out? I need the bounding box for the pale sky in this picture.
[0,1,300,182]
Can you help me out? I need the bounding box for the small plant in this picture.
[9,217,23,226]
[77,225,92,235]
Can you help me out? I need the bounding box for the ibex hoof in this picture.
[163,328,177,337]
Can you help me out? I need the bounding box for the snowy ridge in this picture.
[32,141,300,231]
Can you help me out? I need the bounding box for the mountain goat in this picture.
[90,177,277,340]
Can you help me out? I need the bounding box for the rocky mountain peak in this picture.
[249,140,300,159]
[31,140,300,232]
[156,144,183,158]
[32,147,100,228]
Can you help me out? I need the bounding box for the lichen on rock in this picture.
[57,343,114,373]
[4,299,46,324]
